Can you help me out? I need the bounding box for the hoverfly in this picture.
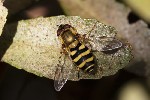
[54,24,123,91]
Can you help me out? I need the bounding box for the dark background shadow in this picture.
[0,22,18,60]
[0,63,57,100]
[6,0,65,23]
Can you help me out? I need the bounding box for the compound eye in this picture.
[57,24,65,36]
[57,24,72,36]
[63,24,71,29]
[57,29,62,36]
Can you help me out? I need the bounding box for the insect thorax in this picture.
[61,30,78,47]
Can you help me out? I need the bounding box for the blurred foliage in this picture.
[122,0,150,23]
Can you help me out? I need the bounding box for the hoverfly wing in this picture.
[54,67,68,91]
[89,37,123,52]
[100,37,123,51]
[54,78,68,91]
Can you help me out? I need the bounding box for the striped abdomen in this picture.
[69,40,95,73]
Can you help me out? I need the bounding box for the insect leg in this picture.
[85,21,98,39]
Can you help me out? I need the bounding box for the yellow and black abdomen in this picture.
[69,40,95,73]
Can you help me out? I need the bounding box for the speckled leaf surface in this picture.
[0,1,7,36]
[1,16,132,81]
